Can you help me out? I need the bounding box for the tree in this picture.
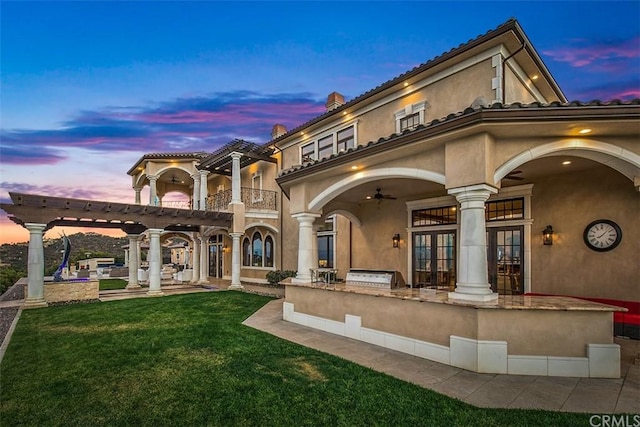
[0,266,24,296]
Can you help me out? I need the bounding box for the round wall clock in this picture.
[583,219,622,252]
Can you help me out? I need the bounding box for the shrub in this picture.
[0,266,24,296]
[265,270,297,285]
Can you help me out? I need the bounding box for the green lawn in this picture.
[98,278,128,291]
[0,292,589,426]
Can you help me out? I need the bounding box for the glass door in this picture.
[487,226,523,295]
[209,235,224,278]
[412,231,456,289]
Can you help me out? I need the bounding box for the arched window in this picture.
[242,238,251,266]
[264,235,274,267]
[252,232,263,266]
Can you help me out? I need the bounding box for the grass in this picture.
[0,292,591,426]
[98,278,128,291]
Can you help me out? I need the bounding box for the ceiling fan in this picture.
[504,170,524,181]
[366,188,397,203]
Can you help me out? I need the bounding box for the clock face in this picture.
[583,220,622,252]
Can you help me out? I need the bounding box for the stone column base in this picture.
[146,290,164,297]
[228,284,245,290]
[448,291,499,303]
[23,298,48,309]
[125,283,142,290]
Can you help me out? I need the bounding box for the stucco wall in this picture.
[350,199,408,277]
[531,165,639,300]
[286,285,613,356]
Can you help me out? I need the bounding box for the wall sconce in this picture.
[392,234,400,248]
[542,225,554,245]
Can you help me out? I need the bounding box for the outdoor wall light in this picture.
[392,234,400,248]
[542,225,554,246]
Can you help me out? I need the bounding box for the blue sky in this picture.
[1,1,639,243]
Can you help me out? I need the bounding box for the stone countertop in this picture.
[285,282,626,312]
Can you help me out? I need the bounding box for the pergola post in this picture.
[146,228,164,296]
[24,223,48,308]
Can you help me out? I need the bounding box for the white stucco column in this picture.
[148,175,158,206]
[448,184,498,302]
[24,223,48,308]
[229,232,244,289]
[124,249,129,267]
[191,237,200,283]
[126,234,141,289]
[199,170,209,211]
[230,152,242,204]
[311,224,320,269]
[292,213,321,283]
[146,228,164,296]
[134,187,142,205]
[199,234,208,283]
[191,173,200,210]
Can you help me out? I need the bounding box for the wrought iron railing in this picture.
[206,188,277,211]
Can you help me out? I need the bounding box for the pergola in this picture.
[0,192,233,307]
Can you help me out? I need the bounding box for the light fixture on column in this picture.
[392,234,400,248]
[542,225,554,245]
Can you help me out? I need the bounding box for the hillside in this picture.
[0,232,128,273]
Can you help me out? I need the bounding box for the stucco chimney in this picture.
[271,124,287,139]
[325,92,345,111]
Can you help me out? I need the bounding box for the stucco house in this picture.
[2,19,638,378]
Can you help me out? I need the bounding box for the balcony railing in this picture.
[206,187,277,211]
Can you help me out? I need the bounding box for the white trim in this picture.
[244,222,279,234]
[395,101,428,133]
[309,167,446,212]
[246,211,279,219]
[493,139,640,185]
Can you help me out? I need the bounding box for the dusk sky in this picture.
[1,1,639,244]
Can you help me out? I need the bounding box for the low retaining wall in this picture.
[284,284,622,378]
[44,280,99,303]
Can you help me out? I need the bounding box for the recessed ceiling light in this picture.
[351,165,358,170]
[404,82,409,87]
[531,75,539,80]
[366,196,372,200]
[579,128,592,134]
[562,160,572,165]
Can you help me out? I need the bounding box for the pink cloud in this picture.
[543,36,640,69]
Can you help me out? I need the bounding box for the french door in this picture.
[487,226,523,295]
[412,231,456,289]
[209,235,224,278]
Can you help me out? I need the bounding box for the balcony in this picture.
[206,188,277,211]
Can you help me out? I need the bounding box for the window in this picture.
[337,127,354,152]
[485,198,524,221]
[252,232,263,266]
[412,206,457,226]
[395,101,427,133]
[242,238,251,266]
[400,112,420,131]
[242,231,275,268]
[318,135,333,160]
[299,125,356,164]
[301,142,316,163]
[265,236,274,267]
